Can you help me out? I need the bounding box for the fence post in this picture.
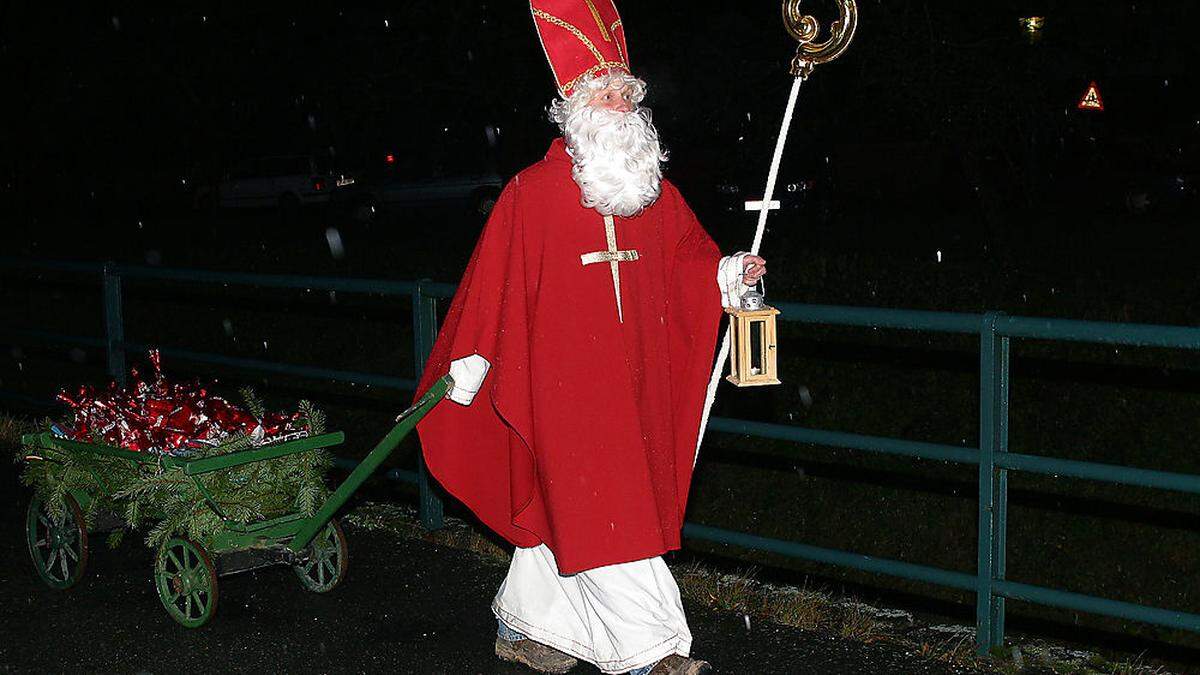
[412,279,445,531]
[102,262,127,388]
[976,311,1010,653]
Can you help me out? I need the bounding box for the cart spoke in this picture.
[44,549,59,575]
[191,591,206,615]
[302,559,317,575]
[39,514,52,529]
[59,554,69,580]
[167,550,183,572]
[35,538,48,548]
[317,560,326,586]
[63,544,78,562]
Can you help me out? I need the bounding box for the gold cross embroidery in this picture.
[583,0,612,42]
[580,215,638,323]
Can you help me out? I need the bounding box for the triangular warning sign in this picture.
[1077,81,1104,111]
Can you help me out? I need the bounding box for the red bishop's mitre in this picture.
[529,0,630,97]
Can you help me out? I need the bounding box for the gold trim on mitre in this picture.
[609,19,625,65]
[529,2,631,96]
[560,61,629,96]
[529,4,565,95]
[532,8,606,66]
[584,0,611,41]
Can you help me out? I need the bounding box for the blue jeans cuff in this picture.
[496,618,527,642]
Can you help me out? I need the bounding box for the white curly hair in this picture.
[548,71,668,218]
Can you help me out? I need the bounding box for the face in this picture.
[588,81,635,113]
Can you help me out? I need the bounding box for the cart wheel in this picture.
[155,537,219,628]
[26,494,89,589]
[293,519,348,593]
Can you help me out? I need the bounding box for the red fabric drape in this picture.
[414,139,723,574]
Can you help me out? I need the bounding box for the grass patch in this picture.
[675,562,867,636]
[914,627,983,670]
[838,601,889,643]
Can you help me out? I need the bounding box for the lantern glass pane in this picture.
[749,319,763,375]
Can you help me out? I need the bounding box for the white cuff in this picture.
[447,354,491,406]
[717,252,753,309]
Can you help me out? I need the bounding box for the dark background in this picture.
[4,1,1198,265]
[5,1,1200,669]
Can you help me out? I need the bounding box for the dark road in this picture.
[0,459,975,675]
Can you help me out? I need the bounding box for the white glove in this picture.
[717,252,754,309]
[447,354,491,406]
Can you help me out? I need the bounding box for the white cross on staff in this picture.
[580,214,639,323]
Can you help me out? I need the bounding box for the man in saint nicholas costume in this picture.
[414,2,766,673]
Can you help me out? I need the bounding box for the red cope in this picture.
[414,138,723,574]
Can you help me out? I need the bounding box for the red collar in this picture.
[545,137,571,163]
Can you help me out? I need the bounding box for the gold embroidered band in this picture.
[532,8,606,65]
[583,0,611,41]
[560,60,629,95]
[580,214,639,323]
[580,250,639,265]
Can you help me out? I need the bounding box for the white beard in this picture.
[563,105,667,218]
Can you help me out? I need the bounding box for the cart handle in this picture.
[20,429,346,475]
[23,432,154,463]
[182,432,345,475]
[288,374,453,552]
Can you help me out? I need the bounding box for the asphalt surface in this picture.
[1,465,970,674]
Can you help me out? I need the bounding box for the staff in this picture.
[695,0,859,464]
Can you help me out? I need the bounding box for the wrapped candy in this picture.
[54,350,309,455]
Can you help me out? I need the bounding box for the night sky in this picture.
[4,2,1199,254]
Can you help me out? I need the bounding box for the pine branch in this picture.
[239,386,266,420]
[298,400,326,435]
[19,402,331,551]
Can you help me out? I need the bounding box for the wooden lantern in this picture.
[725,303,781,387]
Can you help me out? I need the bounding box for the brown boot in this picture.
[647,654,713,675]
[495,635,579,673]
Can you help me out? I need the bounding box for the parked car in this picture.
[372,168,503,216]
[353,127,505,221]
[195,155,356,211]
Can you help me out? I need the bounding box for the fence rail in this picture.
[3,256,1200,653]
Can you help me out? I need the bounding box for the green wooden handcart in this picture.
[20,375,451,628]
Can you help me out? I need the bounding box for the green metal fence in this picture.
[0,258,453,529]
[3,256,1200,653]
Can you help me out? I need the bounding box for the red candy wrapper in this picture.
[54,350,309,455]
